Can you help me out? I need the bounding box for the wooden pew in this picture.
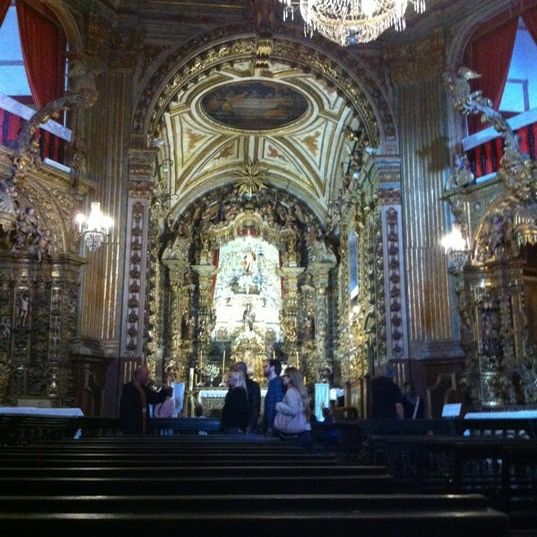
[0,508,509,537]
[0,435,510,537]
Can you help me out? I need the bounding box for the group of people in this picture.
[119,359,312,438]
[119,361,424,436]
[220,359,311,438]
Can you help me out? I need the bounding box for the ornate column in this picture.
[78,29,140,415]
[309,260,336,381]
[191,262,218,377]
[386,31,461,360]
[161,237,192,381]
[278,266,304,369]
[116,149,155,390]
[379,188,409,363]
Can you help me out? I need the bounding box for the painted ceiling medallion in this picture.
[201,80,308,131]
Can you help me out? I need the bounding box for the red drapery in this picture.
[523,5,537,43]
[0,0,10,27]
[468,17,518,132]
[16,0,66,108]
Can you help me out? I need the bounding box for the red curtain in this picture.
[470,19,518,109]
[523,5,537,43]
[0,0,10,27]
[16,0,66,108]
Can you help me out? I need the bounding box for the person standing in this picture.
[263,358,284,435]
[233,361,261,434]
[154,386,175,418]
[369,364,404,419]
[119,365,168,435]
[221,370,250,434]
[402,381,425,419]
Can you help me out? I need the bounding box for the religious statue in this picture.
[18,293,30,327]
[0,317,10,339]
[182,314,195,340]
[305,315,315,340]
[450,153,474,189]
[201,202,220,226]
[307,227,337,264]
[242,303,256,331]
[0,181,17,221]
[241,249,256,274]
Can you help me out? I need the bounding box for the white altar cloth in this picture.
[0,407,83,416]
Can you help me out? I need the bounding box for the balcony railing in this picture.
[0,92,72,169]
[463,108,537,182]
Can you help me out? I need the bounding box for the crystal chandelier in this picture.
[75,201,113,252]
[279,0,426,45]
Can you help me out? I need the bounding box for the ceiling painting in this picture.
[201,80,309,131]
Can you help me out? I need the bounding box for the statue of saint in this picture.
[242,304,255,331]
[241,249,256,274]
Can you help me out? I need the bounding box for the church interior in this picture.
[1,0,537,418]
[1,0,537,534]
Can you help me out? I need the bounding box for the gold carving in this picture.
[386,30,446,84]
[302,131,320,155]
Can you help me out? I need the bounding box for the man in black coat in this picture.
[369,364,404,420]
[119,365,168,434]
[233,361,261,434]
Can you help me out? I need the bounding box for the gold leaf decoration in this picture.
[302,131,320,155]
[235,158,267,198]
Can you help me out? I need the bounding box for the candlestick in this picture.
[188,367,194,392]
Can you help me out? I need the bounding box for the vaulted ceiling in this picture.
[157,58,359,220]
[100,0,480,222]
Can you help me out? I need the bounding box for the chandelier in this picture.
[440,223,469,274]
[279,0,426,45]
[75,201,113,252]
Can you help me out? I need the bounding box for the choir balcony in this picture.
[0,92,72,171]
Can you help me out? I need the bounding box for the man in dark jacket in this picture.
[263,358,284,435]
[369,363,404,419]
[119,365,168,434]
[233,361,261,434]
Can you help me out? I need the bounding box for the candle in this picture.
[188,367,194,392]
[272,350,276,360]
[200,351,203,371]
[222,349,226,377]
[296,351,299,368]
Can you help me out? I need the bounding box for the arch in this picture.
[169,168,328,225]
[37,0,84,53]
[446,2,523,68]
[131,28,397,151]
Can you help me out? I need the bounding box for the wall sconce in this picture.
[440,223,469,273]
[75,201,113,252]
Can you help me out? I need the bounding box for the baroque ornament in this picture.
[235,159,268,198]
[443,67,537,407]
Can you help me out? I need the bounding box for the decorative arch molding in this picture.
[446,0,525,67]
[169,169,328,225]
[38,0,84,53]
[131,29,396,149]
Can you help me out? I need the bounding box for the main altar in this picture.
[155,181,338,393]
